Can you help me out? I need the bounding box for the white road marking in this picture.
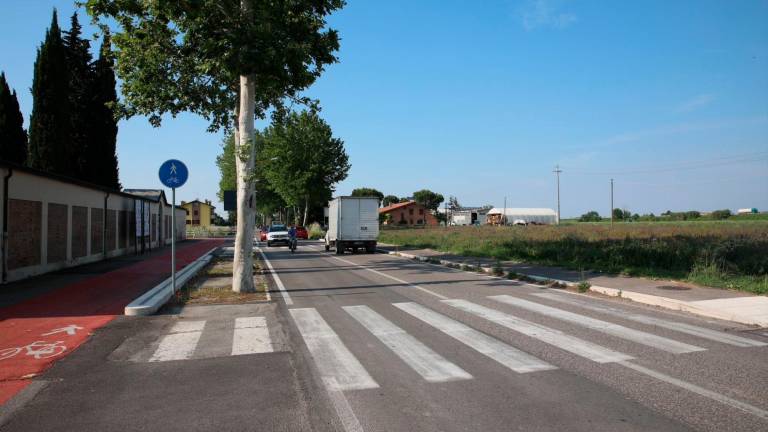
[149,320,206,362]
[443,299,633,363]
[258,248,293,305]
[619,361,768,420]
[231,316,273,355]
[289,308,378,391]
[490,295,705,354]
[324,380,365,432]
[533,292,768,348]
[328,255,449,300]
[394,302,556,373]
[343,305,472,383]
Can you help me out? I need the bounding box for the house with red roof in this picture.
[378,201,439,226]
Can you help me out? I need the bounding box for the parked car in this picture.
[296,226,309,240]
[259,227,268,241]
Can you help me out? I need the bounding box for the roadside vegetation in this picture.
[172,253,269,305]
[380,222,768,295]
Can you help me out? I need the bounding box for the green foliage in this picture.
[351,187,384,205]
[216,133,237,203]
[85,0,344,131]
[0,72,27,164]
[28,10,72,176]
[413,189,444,212]
[710,209,732,220]
[382,195,399,207]
[612,208,625,221]
[307,222,325,240]
[86,32,120,189]
[577,281,591,293]
[579,211,601,222]
[379,223,768,294]
[62,13,94,178]
[261,110,349,223]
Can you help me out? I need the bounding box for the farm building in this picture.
[449,207,491,226]
[486,208,557,225]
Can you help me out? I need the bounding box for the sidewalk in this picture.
[0,239,224,406]
[378,245,768,328]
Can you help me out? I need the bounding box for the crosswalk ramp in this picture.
[287,296,767,391]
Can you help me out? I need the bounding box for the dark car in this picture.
[296,226,309,240]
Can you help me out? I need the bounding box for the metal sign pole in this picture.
[172,187,176,292]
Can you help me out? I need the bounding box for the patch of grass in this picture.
[379,223,768,294]
[172,256,269,305]
[577,281,591,293]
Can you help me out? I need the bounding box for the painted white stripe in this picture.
[258,248,293,305]
[619,361,768,420]
[394,302,556,373]
[343,305,472,382]
[149,320,206,362]
[443,299,633,363]
[324,380,365,432]
[533,292,767,348]
[289,308,378,391]
[490,295,705,354]
[329,255,449,300]
[232,317,273,355]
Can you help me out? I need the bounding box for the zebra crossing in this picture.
[143,315,282,363]
[289,295,766,391]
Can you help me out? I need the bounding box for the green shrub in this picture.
[577,281,591,293]
[307,222,325,240]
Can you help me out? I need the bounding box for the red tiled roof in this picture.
[379,201,416,213]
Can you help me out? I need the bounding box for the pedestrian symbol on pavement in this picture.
[158,159,188,188]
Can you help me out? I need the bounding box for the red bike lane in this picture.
[0,239,224,405]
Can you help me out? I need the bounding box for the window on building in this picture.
[409,208,414,215]
[193,210,198,216]
[419,209,424,215]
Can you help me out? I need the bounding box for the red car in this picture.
[296,226,309,240]
[259,228,268,241]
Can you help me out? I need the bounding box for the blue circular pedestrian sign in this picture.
[158,159,188,188]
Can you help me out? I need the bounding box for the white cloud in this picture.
[521,0,578,31]
[674,93,715,113]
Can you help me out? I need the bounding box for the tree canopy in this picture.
[382,195,399,207]
[413,189,444,212]
[351,188,384,205]
[0,73,27,164]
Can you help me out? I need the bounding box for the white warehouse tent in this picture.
[486,208,557,225]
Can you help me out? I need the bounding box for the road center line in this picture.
[327,255,449,300]
[619,361,768,420]
[258,248,294,306]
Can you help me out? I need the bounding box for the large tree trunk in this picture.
[233,75,256,293]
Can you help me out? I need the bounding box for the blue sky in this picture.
[2,0,767,217]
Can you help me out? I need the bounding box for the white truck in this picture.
[325,196,379,254]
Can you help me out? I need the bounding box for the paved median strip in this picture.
[393,302,556,373]
[343,305,472,383]
[443,299,634,363]
[489,295,706,354]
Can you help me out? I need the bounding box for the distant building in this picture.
[449,207,491,226]
[379,201,438,226]
[181,199,215,227]
[737,208,758,215]
[486,208,557,225]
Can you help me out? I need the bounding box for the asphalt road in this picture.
[2,241,767,431]
[263,242,767,432]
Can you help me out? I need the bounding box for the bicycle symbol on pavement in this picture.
[0,341,67,361]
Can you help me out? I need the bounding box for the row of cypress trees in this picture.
[0,10,120,189]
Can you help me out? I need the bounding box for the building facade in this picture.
[181,199,215,227]
[379,201,439,226]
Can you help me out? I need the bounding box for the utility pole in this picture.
[555,166,562,225]
[502,196,507,226]
[610,178,614,227]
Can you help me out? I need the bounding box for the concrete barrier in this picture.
[124,247,218,316]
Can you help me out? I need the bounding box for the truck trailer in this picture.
[325,196,379,254]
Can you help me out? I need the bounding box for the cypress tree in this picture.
[28,9,73,176]
[63,13,94,180]
[0,72,28,164]
[87,32,120,189]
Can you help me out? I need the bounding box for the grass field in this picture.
[379,221,768,294]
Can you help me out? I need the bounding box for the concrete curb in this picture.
[378,248,766,327]
[124,247,218,316]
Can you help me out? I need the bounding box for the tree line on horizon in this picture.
[0,10,119,189]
